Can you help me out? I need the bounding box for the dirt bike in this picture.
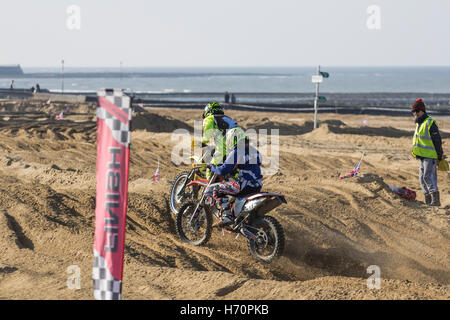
[176,173,286,262]
[169,145,216,215]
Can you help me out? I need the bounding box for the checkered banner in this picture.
[93,89,132,300]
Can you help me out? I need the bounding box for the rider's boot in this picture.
[215,197,235,228]
[218,213,234,227]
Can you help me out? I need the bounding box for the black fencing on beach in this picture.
[135,102,450,117]
[129,92,450,116]
[1,90,449,117]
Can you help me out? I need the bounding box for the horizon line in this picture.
[17,65,450,69]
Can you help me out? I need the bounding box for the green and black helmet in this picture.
[202,101,224,119]
[225,127,247,154]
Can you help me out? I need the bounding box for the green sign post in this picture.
[312,66,330,129]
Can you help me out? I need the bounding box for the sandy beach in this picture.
[0,99,448,300]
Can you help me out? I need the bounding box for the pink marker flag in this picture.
[93,89,132,300]
[55,112,64,120]
[339,152,365,180]
[154,165,160,183]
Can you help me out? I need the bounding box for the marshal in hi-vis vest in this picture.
[412,116,438,159]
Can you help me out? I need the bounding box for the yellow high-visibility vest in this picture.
[412,116,438,159]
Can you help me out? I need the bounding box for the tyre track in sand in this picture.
[0,106,448,299]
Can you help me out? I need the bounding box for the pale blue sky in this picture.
[0,0,449,67]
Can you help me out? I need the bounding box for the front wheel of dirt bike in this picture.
[176,202,212,246]
[170,171,195,215]
[247,215,285,262]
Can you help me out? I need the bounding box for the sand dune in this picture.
[0,100,448,299]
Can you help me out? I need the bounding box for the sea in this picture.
[1,67,450,107]
[2,66,449,93]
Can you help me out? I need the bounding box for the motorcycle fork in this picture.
[177,169,195,197]
[189,173,216,225]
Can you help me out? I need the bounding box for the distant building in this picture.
[0,65,24,76]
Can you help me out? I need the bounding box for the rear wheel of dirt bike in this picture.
[247,215,285,262]
[176,202,212,246]
[170,171,196,215]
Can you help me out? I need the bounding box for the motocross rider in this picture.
[200,102,241,179]
[207,127,263,228]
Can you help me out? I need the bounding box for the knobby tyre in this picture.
[247,215,285,262]
[169,171,192,215]
[176,202,212,246]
